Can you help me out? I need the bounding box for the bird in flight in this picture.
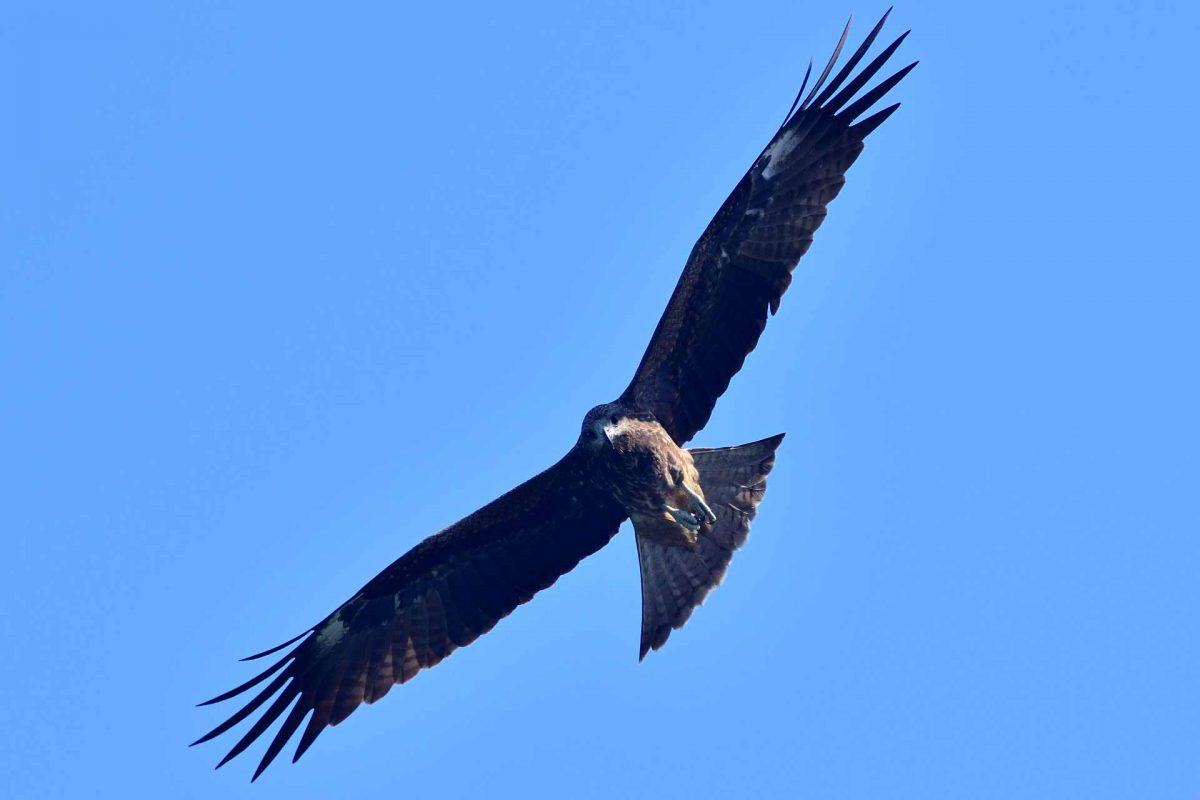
[195,10,915,780]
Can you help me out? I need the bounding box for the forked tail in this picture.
[636,433,784,659]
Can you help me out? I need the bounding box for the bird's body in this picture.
[611,422,706,548]
[585,405,709,549]
[195,11,916,780]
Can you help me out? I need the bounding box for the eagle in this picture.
[195,11,915,780]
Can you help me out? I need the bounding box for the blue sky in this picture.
[3,1,1198,797]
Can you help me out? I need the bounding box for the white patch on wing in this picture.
[761,128,800,180]
[315,616,347,650]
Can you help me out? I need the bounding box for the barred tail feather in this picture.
[636,434,784,659]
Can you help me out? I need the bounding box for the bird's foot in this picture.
[681,484,717,525]
[663,503,701,531]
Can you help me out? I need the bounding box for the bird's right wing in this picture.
[193,451,626,780]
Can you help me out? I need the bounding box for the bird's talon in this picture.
[681,484,718,525]
[663,503,701,531]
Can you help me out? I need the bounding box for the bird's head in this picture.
[578,403,630,450]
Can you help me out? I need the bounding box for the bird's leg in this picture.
[662,503,701,531]
[681,484,717,525]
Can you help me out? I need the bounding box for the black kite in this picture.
[195,11,915,779]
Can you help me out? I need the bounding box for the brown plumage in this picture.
[593,410,705,548]
[195,11,914,780]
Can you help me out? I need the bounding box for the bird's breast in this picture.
[601,420,696,515]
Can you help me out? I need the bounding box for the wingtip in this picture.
[239,629,309,662]
[801,14,855,111]
[782,58,815,129]
[191,727,220,747]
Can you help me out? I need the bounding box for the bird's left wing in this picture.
[619,12,916,444]
[193,451,625,780]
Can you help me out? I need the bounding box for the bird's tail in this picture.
[636,433,784,659]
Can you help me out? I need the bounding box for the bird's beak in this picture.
[602,424,615,446]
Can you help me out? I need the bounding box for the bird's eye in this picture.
[610,415,620,425]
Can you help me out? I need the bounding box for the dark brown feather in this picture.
[619,12,915,444]
[193,451,625,779]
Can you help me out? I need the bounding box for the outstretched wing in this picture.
[619,12,916,444]
[193,452,625,780]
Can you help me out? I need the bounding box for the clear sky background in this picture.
[4,2,1198,798]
